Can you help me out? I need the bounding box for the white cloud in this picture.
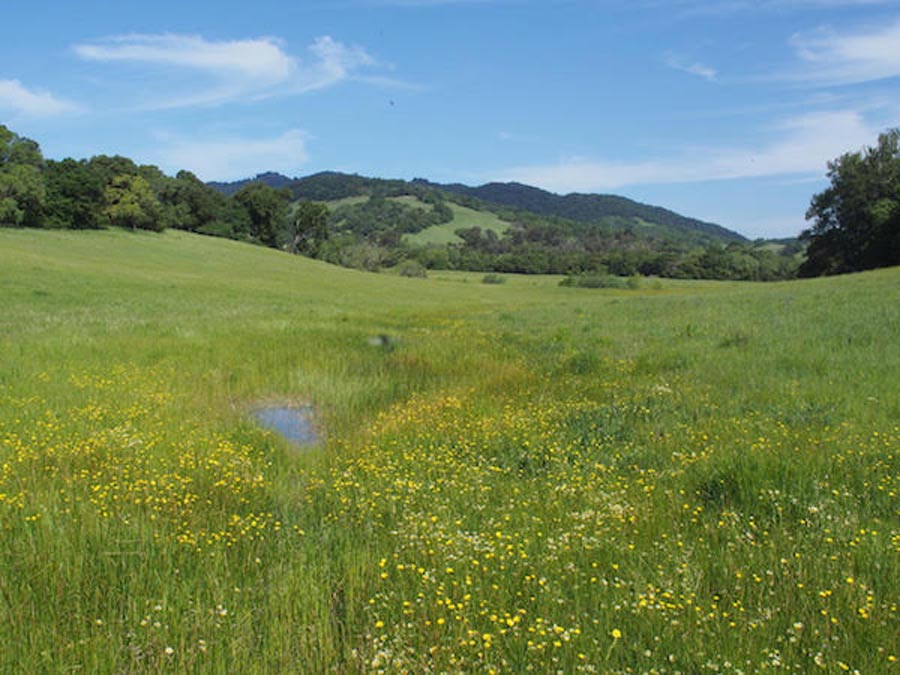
[74,33,295,82]
[665,54,718,81]
[74,33,378,108]
[0,79,79,117]
[496,110,875,192]
[291,36,375,93]
[790,18,900,84]
[154,129,309,181]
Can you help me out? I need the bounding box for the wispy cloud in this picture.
[790,18,900,85]
[154,129,309,181]
[74,34,295,82]
[74,33,380,109]
[0,79,79,117]
[496,109,874,192]
[664,53,718,81]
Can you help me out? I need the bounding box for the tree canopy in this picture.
[801,129,900,276]
[233,183,291,248]
[0,124,263,241]
[0,126,46,227]
[290,201,330,256]
[103,174,164,231]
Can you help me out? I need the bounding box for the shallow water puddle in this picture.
[253,406,319,446]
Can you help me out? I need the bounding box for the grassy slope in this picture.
[390,195,430,210]
[320,193,511,245]
[324,195,368,211]
[405,201,512,245]
[1,228,899,672]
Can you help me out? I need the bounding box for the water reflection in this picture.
[253,406,319,446]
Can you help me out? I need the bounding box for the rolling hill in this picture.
[423,179,746,243]
[209,171,746,246]
[206,171,797,279]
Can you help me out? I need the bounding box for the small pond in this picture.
[253,406,320,446]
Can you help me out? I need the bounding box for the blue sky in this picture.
[3,0,900,238]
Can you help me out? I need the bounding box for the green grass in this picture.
[325,194,428,212]
[405,202,512,245]
[389,195,431,210]
[1,228,899,672]
[324,195,368,210]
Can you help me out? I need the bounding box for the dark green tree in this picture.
[233,182,291,247]
[44,159,104,229]
[0,125,46,227]
[0,164,46,227]
[86,155,140,186]
[160,170,221,232]
[801,128,900,276]
[290,200,330,256]
[0,125,43,168]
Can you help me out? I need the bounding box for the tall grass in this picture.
[1,228,898,671]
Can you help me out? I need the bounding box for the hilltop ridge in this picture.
[208,170,746,245]
[422,180,745,243]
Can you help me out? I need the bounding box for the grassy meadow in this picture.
[404,203,512,246]
[1,228,899,672]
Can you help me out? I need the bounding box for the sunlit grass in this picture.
[1,228,898,671]
[404,202,512,246]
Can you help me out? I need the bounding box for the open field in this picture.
[1,228,899,672]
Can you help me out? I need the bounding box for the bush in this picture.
[482,274,506,284]
[396,260,427,278]
[559,274,628,289]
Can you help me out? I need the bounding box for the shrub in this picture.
[396,260,427,278]
[482,273,506,284]
[559,273,628,289]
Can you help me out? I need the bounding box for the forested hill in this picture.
[207,171,295,196]
[197,169,799,279]
[208,171,747,244]
[423,180,746,243]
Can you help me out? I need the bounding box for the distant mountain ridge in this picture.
[208,171,747,243]
[423,180,745,243]
[207,171,295,196]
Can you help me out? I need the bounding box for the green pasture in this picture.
[389,195,430,210]
[1,228,898,672]
[324,195,369,211]
[404,202,512,245]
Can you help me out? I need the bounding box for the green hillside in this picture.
[2,228,899,672]
[252,172,799,279]
[214,171,748,246]
[403,201,512,245]
[428,179,746,244]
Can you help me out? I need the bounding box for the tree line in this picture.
[5,120,896,280]
[801,128,900,276]
[310,194,800,280]
[0,125,319,251]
